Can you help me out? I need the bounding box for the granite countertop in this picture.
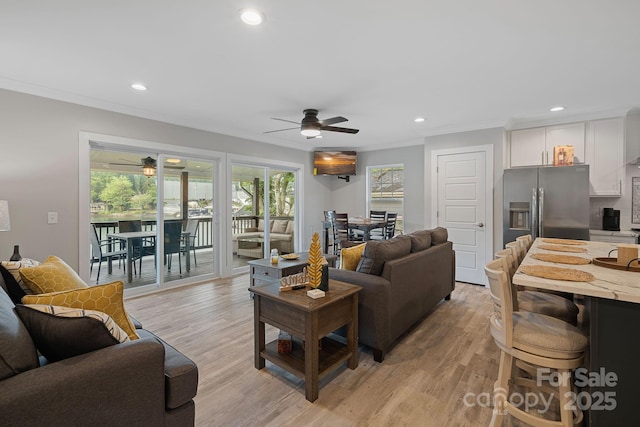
[513,238,640,304]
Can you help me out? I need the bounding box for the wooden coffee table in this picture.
[251,279,361,402]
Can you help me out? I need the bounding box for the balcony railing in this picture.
[92,215,294,250]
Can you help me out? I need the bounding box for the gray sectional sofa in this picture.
[329,227,455,362]
[0,273,198,426]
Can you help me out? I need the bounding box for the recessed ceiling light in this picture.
[240,8,264,25]
[414,117,425,123]
[131,83,147,91]
[166,158,181,164]
[550,106,565,112]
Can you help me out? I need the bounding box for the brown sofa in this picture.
[0,272,198,426]
[329,228,455,362]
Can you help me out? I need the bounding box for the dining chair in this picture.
[485,257,587,427]
[89,224,126,283]
[383,213,398,239]
[164,220,184,273]
[324,210,338,254]
[333,213,358,248]
[494,249,579,325]
[182,218,199,266]
[367,210,387,239]
[117,220,145,275]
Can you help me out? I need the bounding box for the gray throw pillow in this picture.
[430,227,448,245]
[357,235,412,276]
[409,230,432,252]
[272,220,288,234]
[15,305,127,362]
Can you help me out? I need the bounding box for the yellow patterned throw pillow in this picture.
[21,281,139,340]
[1,258,40,294]
[340,243,366,271]
[19,255,88,294]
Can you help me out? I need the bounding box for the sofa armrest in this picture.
[329,268,391,351]
[245,227,259,232]
[0,337,166,427]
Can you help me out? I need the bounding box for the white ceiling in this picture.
[2,1,640,151]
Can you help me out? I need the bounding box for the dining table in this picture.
[348,217,386,241]
[512,237,640,426]
[108,230,190,282]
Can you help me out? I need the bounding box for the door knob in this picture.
[477,223,484,228]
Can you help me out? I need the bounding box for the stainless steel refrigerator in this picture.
[503,165,590,246]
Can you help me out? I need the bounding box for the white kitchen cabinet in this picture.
[585,118,624,196]
[545,122,585,164]
[509,122,585,167]
[510,128,546,166]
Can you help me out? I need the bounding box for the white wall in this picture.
[0,89,330,271]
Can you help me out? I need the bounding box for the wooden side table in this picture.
[251,279,361,402]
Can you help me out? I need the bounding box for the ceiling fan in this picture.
[265,109,359,139]
[109,156,185,176]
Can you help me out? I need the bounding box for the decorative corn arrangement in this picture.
[308,232,323,288]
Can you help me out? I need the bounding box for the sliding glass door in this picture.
[231,163,296,270]
[89,147,217,290]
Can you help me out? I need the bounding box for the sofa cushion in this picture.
[430,227,448,245]
[257,219,275,232]
[138,329,199,409]
[285,220,295,235]
[340,243,366,271]
[408,230,432,253]
[1,258,39,295]
[0,289,39,380]
[22,281,139,340]
[19,256,88,294]
[357,235,412,276]
[15,304,130,362]
[272,219,289,234]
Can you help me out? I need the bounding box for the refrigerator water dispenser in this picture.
[509,202,530,231]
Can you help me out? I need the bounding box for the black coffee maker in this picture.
[602,208,620,231]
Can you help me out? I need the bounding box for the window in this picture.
[367,164,404,234]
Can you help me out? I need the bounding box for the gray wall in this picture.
[0,87,507,278]
[0,89,330,271]
[323,142,426,233]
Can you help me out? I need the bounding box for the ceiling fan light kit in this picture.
[266,108,360,139]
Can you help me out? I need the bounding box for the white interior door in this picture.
[436,151,488,285]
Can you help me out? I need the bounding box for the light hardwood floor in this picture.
[126,277,503,427]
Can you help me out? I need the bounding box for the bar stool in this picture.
[495,249,579,325]
[505,241,526,264]
[485,258,588,427]
[516,234,532,252]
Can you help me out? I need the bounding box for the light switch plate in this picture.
[47,212,58,224]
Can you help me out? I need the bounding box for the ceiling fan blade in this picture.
[271,117,301,125]
[320,125,360,134]
[264,127,299,134]
[109,162,142,166]
[320,116,347,126]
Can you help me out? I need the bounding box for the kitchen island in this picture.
[513,238,640,426]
